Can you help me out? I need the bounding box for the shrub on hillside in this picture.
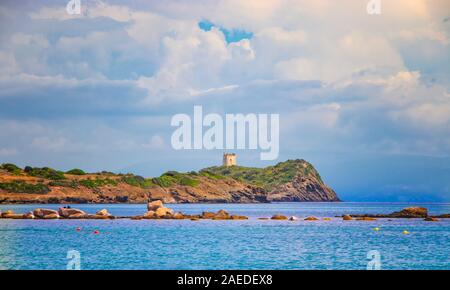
[0,163,22,175]
[79,177,117,188]
[66,168,86,175]
[121,174,155,188]
[26,167,66,180]
[0,180,50,194]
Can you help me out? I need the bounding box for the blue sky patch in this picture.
[198,20,253,43]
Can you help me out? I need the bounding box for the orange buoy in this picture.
[76,227,81,232]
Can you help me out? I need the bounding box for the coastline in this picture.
[1,201,449,221]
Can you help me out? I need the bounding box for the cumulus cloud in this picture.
[0,0,449,199]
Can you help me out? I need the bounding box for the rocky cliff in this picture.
[0,160,339,204]
[204,159,340,202]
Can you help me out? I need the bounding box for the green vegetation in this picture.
[152,171,200,188]
[203,159,323,191]
[199,170,225,180]
[48,180,79,188]
[66,168,86,175]
[79,177,118,189]
[25,167,66,180]
[121,174,156,188]
[0,163,22,175]
[0,180,50,194]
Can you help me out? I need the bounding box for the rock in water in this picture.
[33,208,59,219]
[343,215,353,221]
[147,200,164,211]
[66,213,86,219]
[1,210,14,218]
[23,212,35,219]
[2,210,25,219]
[230,215,248,220]
[172,212,186,219]
[58,208,86,218]
[356,217,377,221]
[304,216,319,221]
[271,215,288,220]
[143,211,156,219]
[42,213,59,219]
[155,207,174,218]
[201,211,216,219]
[215,210,230,219]
[96,209,111,216]
[390,207,428,218]
[289,216,299,221]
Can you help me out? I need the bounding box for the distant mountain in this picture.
[0,160,339,204]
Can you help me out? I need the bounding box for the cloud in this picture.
[0,148,17,156]
[0,0,449,199]
[142,135,165,149]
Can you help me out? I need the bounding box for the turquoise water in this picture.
[0,203,449,270]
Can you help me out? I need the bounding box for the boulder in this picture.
[201,211,216,219]
[343,215,353,221]
[356,217,377,221]
[58,208,86,218]
[436,214,450,218]
[66,213,87,219]
[424,217,439,222]
[3,213,25,219]
[147,200,164,211]
[390,207,428,218]
[96,209,111,216]
[23,212,35,219]
[143,211,156,219]
[1,210,14,218]
[230,215,248,220]
[33,209,59,219]
[155,207,174,218]
[172,212,186,220]
[41,213,59,219]
[86,214,110,220]
[215,210,230,219]
[304,216,319,221]
[271,215,288,220]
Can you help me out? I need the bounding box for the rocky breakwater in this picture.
[0,207,115,220]
[342,207,450,221]
[133,200,249,220]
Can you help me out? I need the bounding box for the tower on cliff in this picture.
[223,153,237,167]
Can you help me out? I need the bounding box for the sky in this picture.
[0,0,449,202]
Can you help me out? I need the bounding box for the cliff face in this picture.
[0,159,339,204]
[204,159,340,202]
[268,175,339,202]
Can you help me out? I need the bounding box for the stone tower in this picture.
[223,153,237,167]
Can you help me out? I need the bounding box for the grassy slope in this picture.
[0,163,204,194]
[202,159,324,191]
[0,160,325,194]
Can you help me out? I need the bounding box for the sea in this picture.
[0,202,449,270]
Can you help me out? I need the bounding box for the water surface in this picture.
[1,202,449,270]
